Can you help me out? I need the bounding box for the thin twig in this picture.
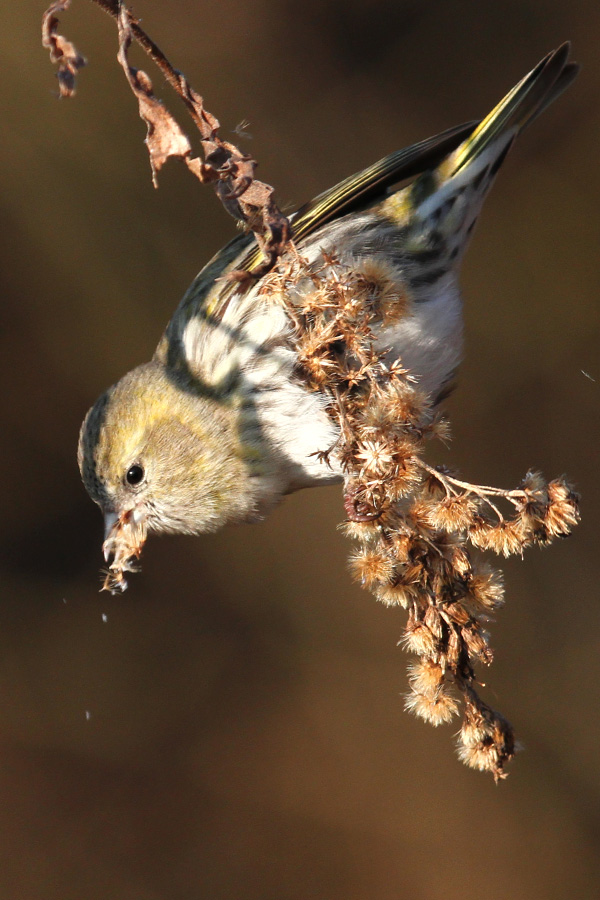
[91,0,209,130]
[416,459,528,500]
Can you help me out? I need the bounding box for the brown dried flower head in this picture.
[268,249,580,780]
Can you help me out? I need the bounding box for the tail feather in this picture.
[523,59,579,129]
[448,42,577,177]
[399,43,578,267]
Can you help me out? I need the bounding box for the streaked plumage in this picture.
[78,44,578,585]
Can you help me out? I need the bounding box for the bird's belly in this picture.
[377,278,463,399]
[257,281,463,495]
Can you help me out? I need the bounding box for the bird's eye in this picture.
[125,464,145,487]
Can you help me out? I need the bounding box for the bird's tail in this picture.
[404,43,578,264]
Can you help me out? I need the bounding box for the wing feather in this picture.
[169,120,477,328]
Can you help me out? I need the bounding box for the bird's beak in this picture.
[101,507,148,594]
[103,511,119,550]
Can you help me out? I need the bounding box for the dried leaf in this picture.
[116,9,193,187]
[42,0,86,98]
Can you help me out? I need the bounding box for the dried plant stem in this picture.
[417,459,529,501]
[90,0,220,134]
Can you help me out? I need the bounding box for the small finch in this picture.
[78,44,578,593]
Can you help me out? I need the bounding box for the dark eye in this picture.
[125,464,145,487]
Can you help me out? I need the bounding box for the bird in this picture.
[78,44,578,592]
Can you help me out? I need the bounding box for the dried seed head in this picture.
[349,546,395,587]
[375,582,419,608]
[407,659,445,696]
[466,564,505,614]
[379,382,431,428]
[297,353,339,390]
[339,518,382,542]
[442,602,470,627]
[385,458,423,500]
[406,500,436,538]
[427,415,452,443]
[469,518,526,557]
[389,532,413,562]
[354,439,396,476]
[427,495,479,532]
[422,468,450,500]
[353,259,411,325]
[297,321,341,358]
[447,543,472,579]
[423,605,444,639]
[298,284,339,315]
[457,702,515,780]
[401,620,439,658]
[520,470,547,493]
[362,398,395,433]
[545,478,580,536]
[461,624,493,664]
[405,684,459,725]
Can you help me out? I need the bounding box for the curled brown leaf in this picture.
[42,0,87,98]
[116,8,194,187]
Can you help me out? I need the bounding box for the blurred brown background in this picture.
[1,2,599,898]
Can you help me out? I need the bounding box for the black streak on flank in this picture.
[410,267,447,288]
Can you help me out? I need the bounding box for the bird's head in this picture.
[78,361,260,591]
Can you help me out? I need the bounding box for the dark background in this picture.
[1,2,599,898]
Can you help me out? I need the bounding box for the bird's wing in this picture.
[162,120,477,332]
[281,121,478,247]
